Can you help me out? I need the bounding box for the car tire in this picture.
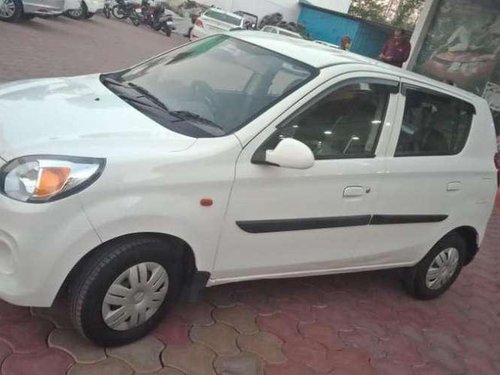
[21,13,36,20]
[0,0,23,22]
[69,237,183,346]
[65,1,87,19]
[403,233,466,300]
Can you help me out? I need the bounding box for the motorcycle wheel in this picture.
[131,16,140,26]
[164,26,171,37]
[151,21,161,31]
[111,5,127,19]
[103,7,111,18]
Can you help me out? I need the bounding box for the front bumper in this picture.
[0,184,101,307]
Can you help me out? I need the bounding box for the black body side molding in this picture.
[370,215,448,225]
[236,214,448,234]
[237,215,372,233]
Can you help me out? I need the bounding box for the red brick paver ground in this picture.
[1,16,500,375]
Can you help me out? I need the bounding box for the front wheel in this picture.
[0,0,23,22]
[69,237,183,346]
[131,16,140,26]
[403,233,466,300]
[111,5,127,19]
[164,25,171,37]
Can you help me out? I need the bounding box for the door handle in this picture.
[447,182,462,192]
[343,186,369,198]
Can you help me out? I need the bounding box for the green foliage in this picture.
[392,0,425,29]
[349,0,386,22]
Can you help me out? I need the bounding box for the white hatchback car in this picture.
[0,32,497,346]
[190,7,244,41]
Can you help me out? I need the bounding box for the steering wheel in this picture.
[191,81,219,114]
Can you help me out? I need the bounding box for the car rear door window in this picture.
[395,88,474,156]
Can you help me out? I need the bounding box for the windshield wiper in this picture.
[101,76,169,112]
[127,82,170,112]
[169,110,225,132]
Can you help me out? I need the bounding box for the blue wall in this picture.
[298,6,391,58]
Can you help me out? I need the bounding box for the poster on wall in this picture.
[414,0,500,130]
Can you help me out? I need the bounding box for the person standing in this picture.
[340,35,352,51]
[379,29,412,67]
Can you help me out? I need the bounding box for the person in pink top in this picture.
[379,29,412,68]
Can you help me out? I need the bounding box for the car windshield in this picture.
[204,9,242,26]
[102,35,315,138]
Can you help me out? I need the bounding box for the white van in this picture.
[0,32,497,346]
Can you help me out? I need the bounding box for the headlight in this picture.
[0,156,106,203]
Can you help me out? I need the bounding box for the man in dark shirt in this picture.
[379,29,412,67]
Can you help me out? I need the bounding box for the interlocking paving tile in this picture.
[264,361,315,375]
[154,315,192,346]
[190,323,239,356]
[204,285,238,308]
[67,357,134,375]
[173,302,214,326]
[31,298,72,329]
[213,305,258,334]
[256,313,300,341]
[237,332,286,364]
[162,343,216,375]
[1,348,73,375]
[275,298,315,323]
[150,367,185,375]
[298,322,345,351]
[282,336,333,373]
[0,317,54,354]
[48,329,106,364]
[0,301,31,325]
[328,349,373,375]
[0,340,12,364]
[214,352,264,375]
[107,336,164,373]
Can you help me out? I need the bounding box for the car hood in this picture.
[0,74,196,162]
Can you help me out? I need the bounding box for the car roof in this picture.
[203,7,242,19]
[229,31,479,101]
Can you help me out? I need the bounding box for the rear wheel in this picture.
[66,1,88,19]
[69,237,183,346]
[0,0,22,22]
[403,233,466,299]
[164,25,171,37]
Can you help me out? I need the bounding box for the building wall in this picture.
[298,6,390,58]
[409,0,500,133]
[195,0,352,22]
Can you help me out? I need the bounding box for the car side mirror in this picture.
[253,138,314,169]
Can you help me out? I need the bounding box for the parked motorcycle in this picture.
[130,3,174,37]
[111,0,138,19]
[103,0,112,18]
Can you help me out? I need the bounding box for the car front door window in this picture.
[266,82,394,159]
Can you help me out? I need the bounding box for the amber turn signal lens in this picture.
[34,167,71,197]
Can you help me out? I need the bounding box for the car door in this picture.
[361,79,480,267]
[213,73,401,281]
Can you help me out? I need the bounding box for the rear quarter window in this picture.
[395,88,475,157]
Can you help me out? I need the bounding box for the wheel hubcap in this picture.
[102,262,169,331]
[0,0,16,18]
[425,247,460,290]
